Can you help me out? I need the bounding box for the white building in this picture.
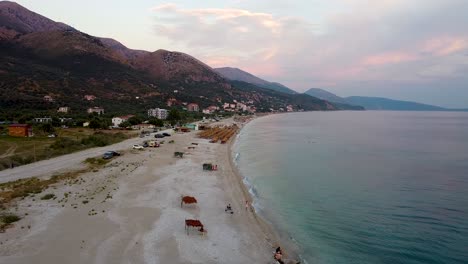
[112,115,134,127]
[34,117,52,123]
[57,106,70,113]
[87,107,104,115]
[147,108,168,120]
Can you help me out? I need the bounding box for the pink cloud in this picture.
[362,52,419,66]
[423,37,467,56]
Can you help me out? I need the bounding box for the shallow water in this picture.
[233,111,468,264]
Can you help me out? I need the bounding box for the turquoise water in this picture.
[233,111,468,264]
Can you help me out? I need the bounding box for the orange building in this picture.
[8,124,33,137]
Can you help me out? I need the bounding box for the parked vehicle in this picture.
[133,144,144,150]
[103,151,120,159]
[154,134,165,138]
[143,142,149,148]
[149,140,160,147]
[162,132,171,137]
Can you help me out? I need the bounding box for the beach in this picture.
[0,118,293,264]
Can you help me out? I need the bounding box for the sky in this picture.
[14,0,468,108]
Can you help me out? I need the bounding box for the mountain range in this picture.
[214,67,297,95]
[0,1,363,117]
[305,88,467,111]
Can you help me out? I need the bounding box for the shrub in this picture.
[40,194,55,200]
[1,214,20,224]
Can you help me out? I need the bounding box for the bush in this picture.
[41,194,55,200]
[50,137,78,150]
[1,214,20,224]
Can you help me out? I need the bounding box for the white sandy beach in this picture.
[0,119,293,264]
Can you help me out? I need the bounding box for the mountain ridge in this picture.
[214,67,297,94]
[305,87,466,111]
[0,1,358,116]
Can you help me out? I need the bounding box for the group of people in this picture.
[225,204,233,214]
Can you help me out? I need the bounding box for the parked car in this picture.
[133,144,144,150]
[103,151,120,159]
[143,142,149,148]
[154,134,165,138]
[162,132,171,137]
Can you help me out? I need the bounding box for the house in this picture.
[8,124,33,137]
[33,117,52,123]
[286,105,294,112]
[185,123,199,130]
[87,107,104,115]
[132,123,155,130]
[167,98,177,107]
[84,95,96,101]
[236,103,247,112]
[57,107,70,113]
[83,122,90,127]
[148,108,168,120]
[202,105,219,114]
[187,103,199,112]
[43,95,54,102]
[112,115,134,127]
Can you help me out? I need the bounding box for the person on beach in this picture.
[245,200,249,211]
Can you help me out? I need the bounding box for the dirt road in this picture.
[0,130,171,183]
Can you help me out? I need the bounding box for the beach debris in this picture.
[174,152,184,158]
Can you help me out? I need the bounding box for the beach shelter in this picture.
[181,196,197,207]
[184,219,205,235]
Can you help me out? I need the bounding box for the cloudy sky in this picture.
[15,0,468,108]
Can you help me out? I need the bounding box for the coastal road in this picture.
[0,129,173,184]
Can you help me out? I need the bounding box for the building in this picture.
[87,107,104,115]
[286,105,294,112]
[8,124,33,137]
[167,98,177,107]
[132,123,155,130]
[147,108,168,120]
[43,95,54,102]
[57,107,70,113]
[187,103,199,112]
[112,115,134,127]
[84,95,96,101]
[202,105,219,114]
[236,103,247,112]
[33,117,52,123]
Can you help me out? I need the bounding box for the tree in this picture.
[148,118,164,127]
[119,121,131,128]
[51,117,61,127]
[127,116,142,125]
[89,119,101,130]
[40,123,55,133]
[167,109,181,121]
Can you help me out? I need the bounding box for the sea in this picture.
[232,111,468,264]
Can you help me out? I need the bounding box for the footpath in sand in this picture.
[0,120,283,264]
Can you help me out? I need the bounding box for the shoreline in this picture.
[228,115,302,263]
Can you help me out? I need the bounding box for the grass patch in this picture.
[40,193,55,200]
[0,168,89,209]
[0,130,133,171]
[84,157,110,166]
[0,213,21,231]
